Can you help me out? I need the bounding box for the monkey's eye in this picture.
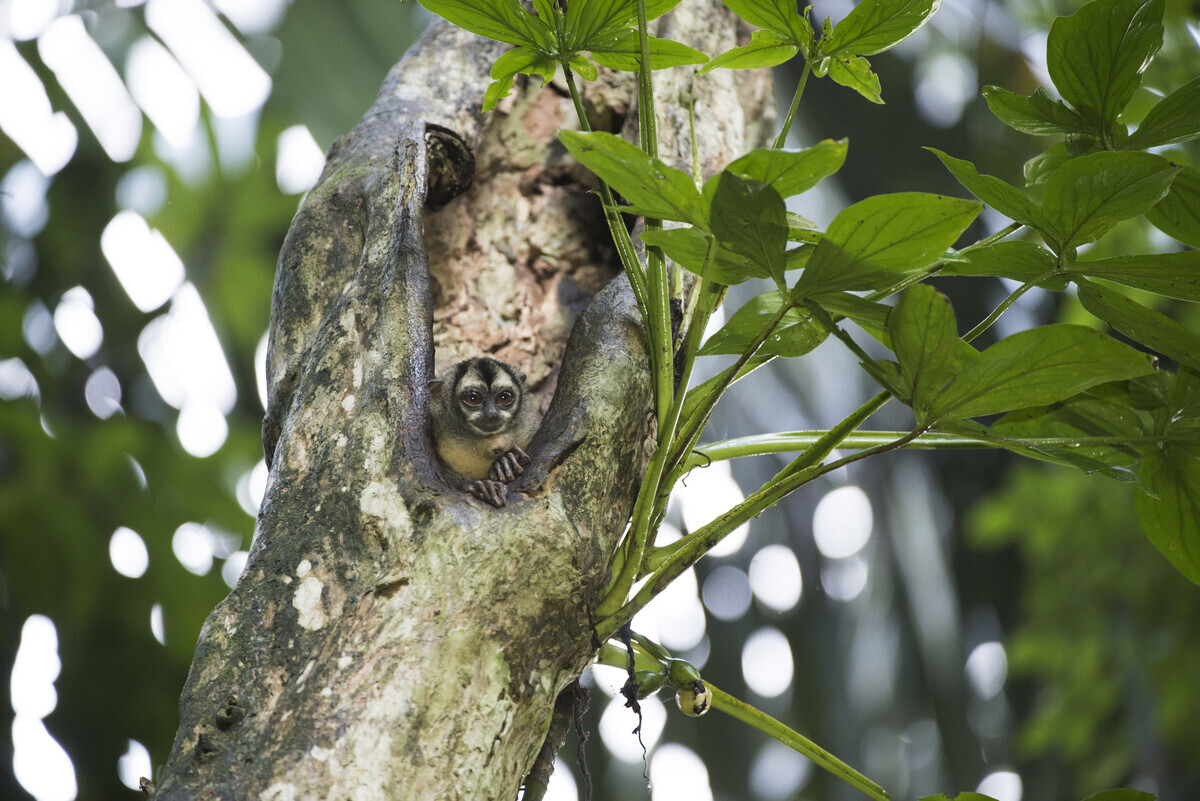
[495,390,515,406]
[462,390,484,408]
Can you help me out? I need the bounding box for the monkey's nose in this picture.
[474,414,505,433]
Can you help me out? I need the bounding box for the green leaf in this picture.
[699,292,826,358]
[567,54,599,81]
[566,0,685,50]
[699,28,799,74]
[890,284,978,419]
[825,54,883,104]
[1136,446,1200,585]
[718,0,812,43]
[982,85,1090,136]
[794,192,981,297]
[710,172,789,288]
[1040,151,1180,249]
[992,393,1146,467]
[919,793,998,801]
[1023,141,1072,187]
[638,227,768,285]
[589,33,709,71]
[812,291,892,346]
[943,240,1060,284]
[863,358,908,396]
[417,0,552,47]
[927,148,1049,232]
[1127,76,1200,149]
[1075,278,1200,371]
[1046,0,1164,134]
[724,139,848,198]
[787,211,820,241]
[821,0,941,57]
[1066,251,1200,301]
[1146,163,1200,248]
[991,437,1142,483]
[928,323,1157,421]
[559,130,706,226]
[482,46,559,111]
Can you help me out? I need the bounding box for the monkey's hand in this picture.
[467,479,508,508]
[488,446,531,483]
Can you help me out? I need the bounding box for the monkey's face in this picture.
[455,359,523,436]
[458,383,517,434]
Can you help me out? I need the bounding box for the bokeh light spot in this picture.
[813,485,873,559]
[650,743,712,801]
[977,770,1022,801]
[748,544,802,612]
[742,627,793,698]
[109,527,149,578]
[38,15,142,162]
[177,400,229,457]
[85,367,123,419]
[117,739,152,791]
[276,124,326,194]
[965,641,1008,700]
[53,287,103,360]
[749,740,812,800]
[599,694,665,763]
[821,554,868,602]
[0,358,40,402]
[701,565,752,622]
[222,551,249,589]
[2,160,51,237]
[151,603,166,645]
[172,521,215,575]
[677,460,748,557]
[101,210,186,313]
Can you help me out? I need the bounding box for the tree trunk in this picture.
[153,5,771,798]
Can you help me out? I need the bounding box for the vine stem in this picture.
[773,61,812,150]
[805,300,877,366]
[596,426,925,640]
[560,64,657,373]
[962,269,1055,343]
[708,684,891,801]
[630,0,674,432]
[594,238,721,619]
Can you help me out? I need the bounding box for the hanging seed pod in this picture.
[675,680,712,717]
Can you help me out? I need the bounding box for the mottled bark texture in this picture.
[155,5,771,799]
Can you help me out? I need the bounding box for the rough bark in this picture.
[154,4,771,799]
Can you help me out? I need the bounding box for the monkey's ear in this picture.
[517,373,527,385]
[428,378,445,399]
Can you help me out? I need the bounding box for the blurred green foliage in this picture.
[970,466,1200,797]
[1,3,428,798]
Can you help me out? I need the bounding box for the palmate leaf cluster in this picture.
[416,0,706,109]
[414,0,1199,796]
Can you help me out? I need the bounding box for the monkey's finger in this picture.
[469,480,506,507]
[512,446,531,466]
[502,454,524,479]
[497,460,515,482]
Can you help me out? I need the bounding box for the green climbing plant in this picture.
[414,0,1199,797]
